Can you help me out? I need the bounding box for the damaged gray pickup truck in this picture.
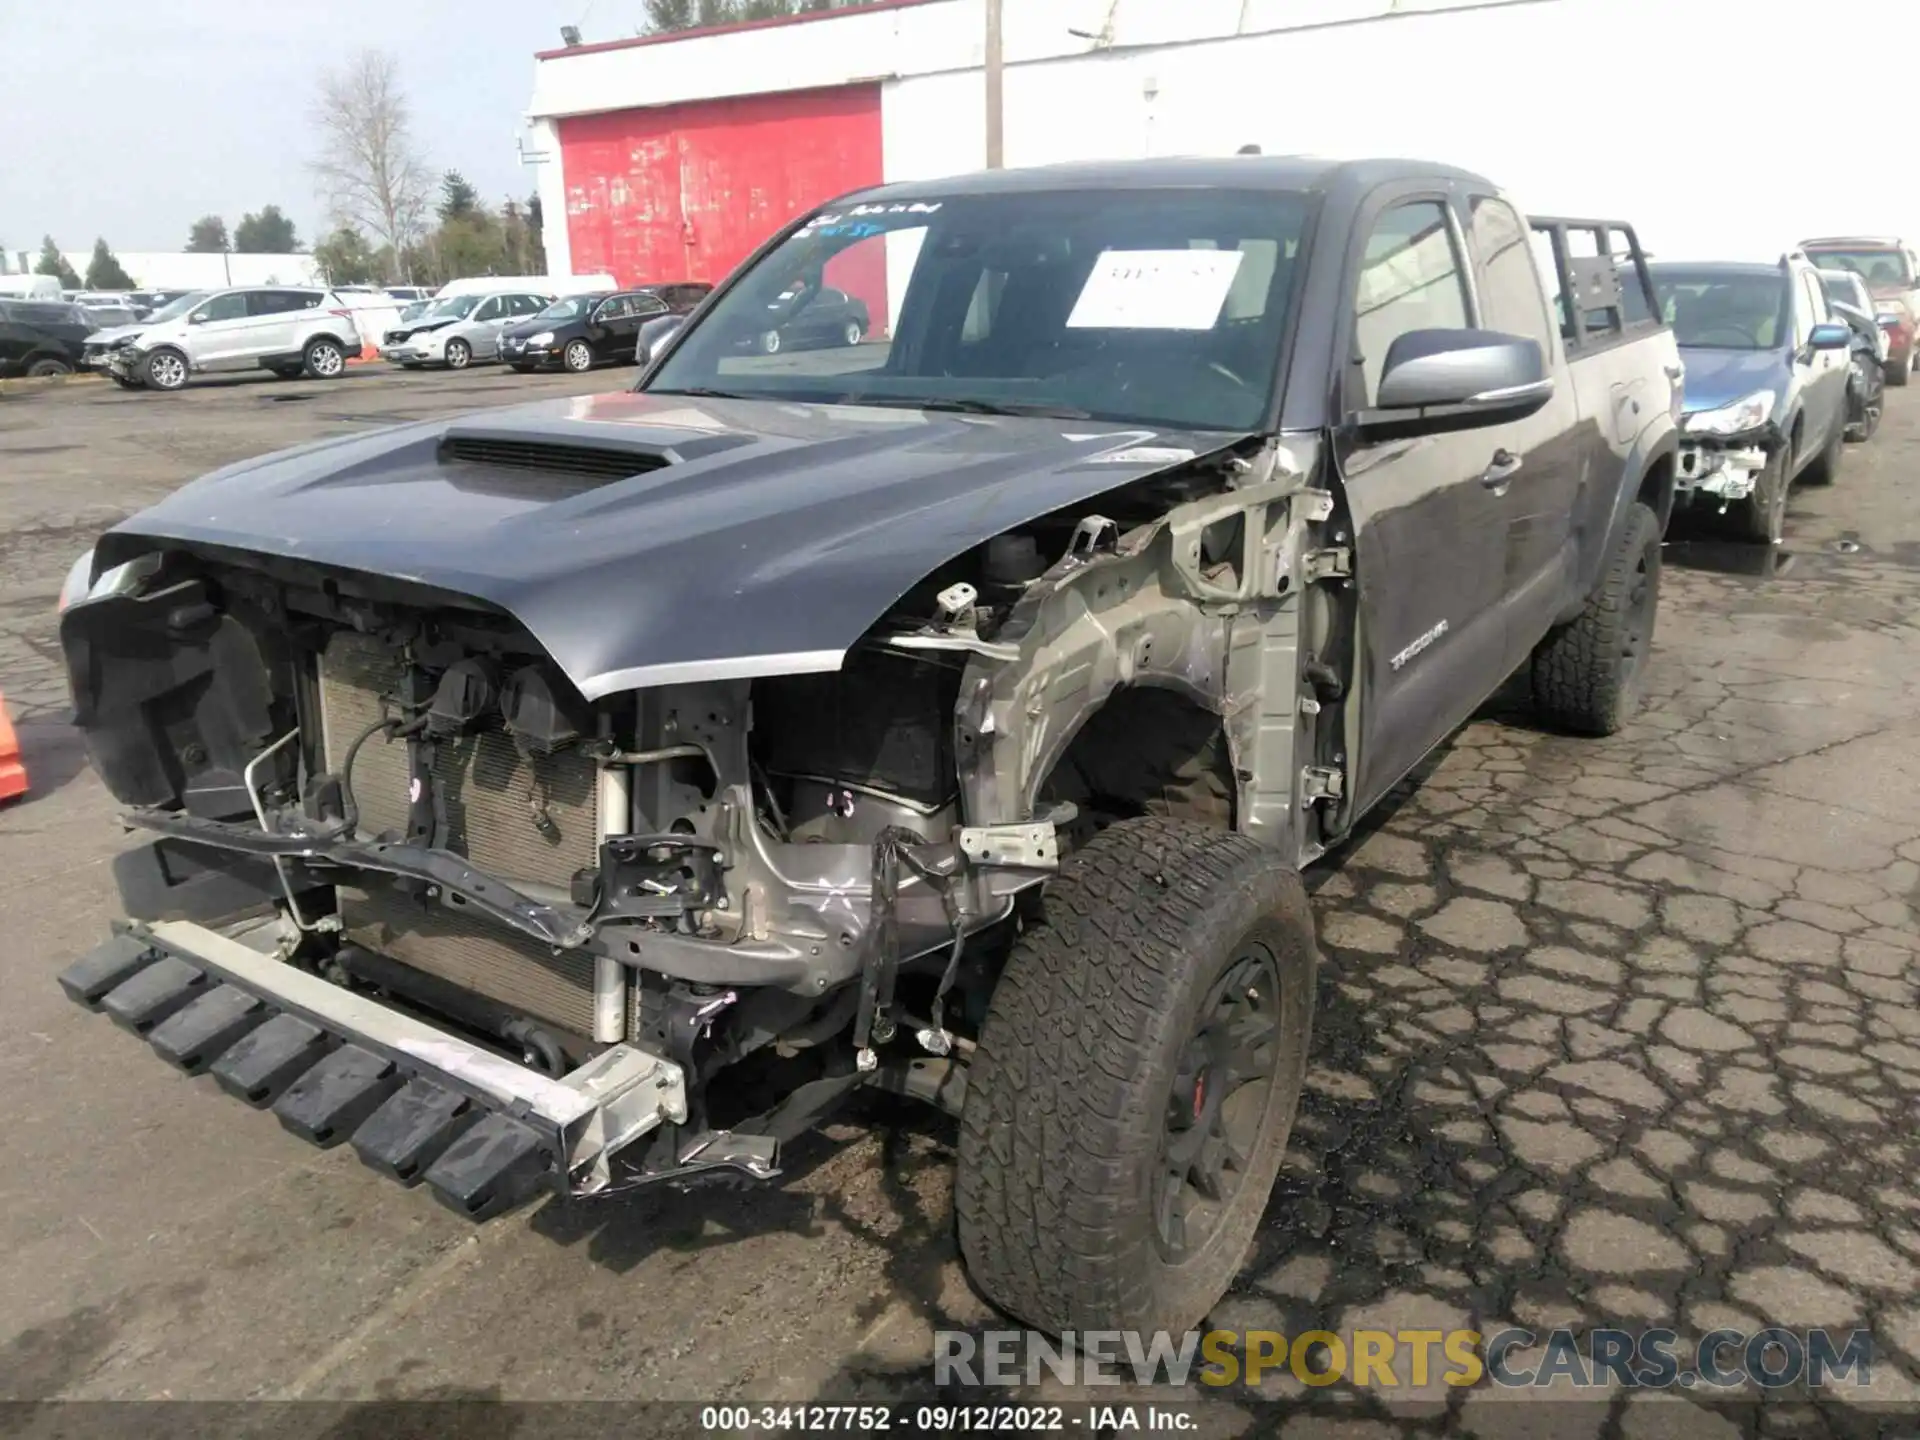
[56,158,1681,1335]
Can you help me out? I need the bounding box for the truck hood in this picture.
[99,390,1247,699]
[1676,346,1788,414]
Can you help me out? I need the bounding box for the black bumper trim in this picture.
[58,931,565,1219]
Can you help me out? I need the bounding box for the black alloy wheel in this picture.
[1154,945,1282,1260]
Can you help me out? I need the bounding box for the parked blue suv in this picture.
[1629,256,1852,543]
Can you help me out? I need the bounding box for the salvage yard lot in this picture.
[2,370,1918,1425]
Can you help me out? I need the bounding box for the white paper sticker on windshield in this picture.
[1067,249,1246,331]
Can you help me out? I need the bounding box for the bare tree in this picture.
[308,50,430,281]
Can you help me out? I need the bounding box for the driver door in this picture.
[468,295,506,357]
[1335,191,1521,816]
[184,291,252,369]
[1795,268,1847,452]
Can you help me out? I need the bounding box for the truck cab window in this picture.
[1354,200,1470,405]
[1469,197,1553,354]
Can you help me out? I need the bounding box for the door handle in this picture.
[1480,448,1523,491]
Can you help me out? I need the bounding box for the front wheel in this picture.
[26,357,73,378]
[842,319,863,347]
[141,348,189,392]
[1888,349,1911,387]
[443,338,472,370]
[509,363,537,374]
[758,329,782,356]
[1727,447,1787,545]
[1846,360,1884,443]
[562,339,594,373]
[1530,500,1662,736]
[956,816,1316,1336]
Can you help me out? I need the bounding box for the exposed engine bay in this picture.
[58,426,1338,1213]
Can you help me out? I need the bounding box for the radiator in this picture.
[316,632,602,1037]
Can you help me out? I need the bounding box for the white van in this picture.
[0,274,65,300]
[434,273,614,300]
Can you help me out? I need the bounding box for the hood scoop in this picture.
[437,431,674,492]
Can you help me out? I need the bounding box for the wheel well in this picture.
[1035,685,1235,848]
[307,332,351,350]
[1636,452,1676,535]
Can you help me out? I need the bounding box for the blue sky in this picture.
[0,0,648,253]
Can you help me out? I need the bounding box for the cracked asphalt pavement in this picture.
[0,368,1916,1435]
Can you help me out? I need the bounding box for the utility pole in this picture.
[985,0,1004,169]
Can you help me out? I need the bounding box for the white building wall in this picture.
[53,252,322,289]
[532,0,1920,277]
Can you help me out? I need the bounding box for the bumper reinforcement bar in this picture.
[58,921,687,1217]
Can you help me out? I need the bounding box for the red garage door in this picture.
[559,83,886,323]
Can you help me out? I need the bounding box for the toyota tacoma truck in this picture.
[55,158,1680,1337]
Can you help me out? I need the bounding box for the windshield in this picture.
[144,290,210,323]
[535,296,592,321]
[1804,248,1911,287]
[647,188,1313,430]
[1645,268,1787,350]
[424,294,481,319]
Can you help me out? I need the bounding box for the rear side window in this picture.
[512,294,546,315]
[1468,197,1553,354]
[595,297,631,321]
[10,301,77,326]
[1353,200,1471,405]
[248,290,320,316]
[629,292,669,318]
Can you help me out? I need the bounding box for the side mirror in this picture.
[1358,328,1552,436]
[185,311,206,325]
[1808,322,1852,350]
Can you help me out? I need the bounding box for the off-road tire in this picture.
[956,816,1317,1336]
[142,347,190,391]
[444,338,472,370]
[1530,500,1662,736]
[302,338,346,380]
[562,340,594,373]
[26,357,72,378]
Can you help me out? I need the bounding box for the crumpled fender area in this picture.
[951,437,1331,863]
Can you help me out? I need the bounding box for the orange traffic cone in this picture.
[0,690,26,803]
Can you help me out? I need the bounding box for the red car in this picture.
[1799,235,1920,386]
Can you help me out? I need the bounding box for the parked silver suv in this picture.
[106,287,364,392]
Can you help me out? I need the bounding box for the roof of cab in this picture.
[827,155,1497,204]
